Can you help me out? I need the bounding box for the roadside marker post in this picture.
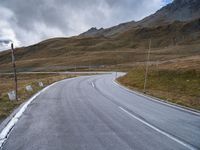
[7,90,16,101]
[11,43,18,101]
[39,82,44,87]
[143,39,151,94]
[25,85,33,92]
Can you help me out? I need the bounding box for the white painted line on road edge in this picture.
[91,82,95,88]
[119,106,197,150]
[0,82,56,148]
[113,80,200,116]
[0,77,78,149]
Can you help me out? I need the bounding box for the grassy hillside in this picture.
[0,19,199,72]
[0,73,76,121]
[118,66,200,110]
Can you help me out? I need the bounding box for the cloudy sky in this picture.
[0,0,172,51]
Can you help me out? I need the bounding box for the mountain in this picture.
[80,27,104,37]
[0,0,200,72]
[80,21,136,37]
[0,18,199,72]
[138,0,200,27]
[80,0,200,37]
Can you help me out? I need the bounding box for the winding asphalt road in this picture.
[1,73,200,150]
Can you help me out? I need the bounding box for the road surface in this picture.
[1,73,200,150]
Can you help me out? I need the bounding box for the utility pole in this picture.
[11,43,18,101]
[143,39,151,94]
[75,64,77,72]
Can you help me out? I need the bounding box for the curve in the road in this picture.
[0,73,200,150]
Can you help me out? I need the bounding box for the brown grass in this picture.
[118,66,200,110]
[0,73,76,121]
[0,19,199,73]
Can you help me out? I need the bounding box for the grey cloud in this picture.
[0,39,12,51]
[0,0,168,51]
[0,39,11,45]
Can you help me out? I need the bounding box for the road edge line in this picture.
[0,77,78,148]
[119,106,197,150]
[113,79,200,116]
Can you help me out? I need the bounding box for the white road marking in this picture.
[0,83,56,148]
[113,79,200,116]
[91,82,95,88]
[119,107,197,150]
[0,77,78,148]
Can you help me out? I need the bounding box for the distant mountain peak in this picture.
[80,0,200,37]
[138,0,200,26]
[88,27,98,31]
[80,27,104,36]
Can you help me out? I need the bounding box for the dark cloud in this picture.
[0,39,11,45]
[0,0,169,51]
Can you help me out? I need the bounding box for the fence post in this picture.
[11,43,18,101]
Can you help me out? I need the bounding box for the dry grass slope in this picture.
[0,73,75,121]
[118,66,200,110]
[0,19,199,72]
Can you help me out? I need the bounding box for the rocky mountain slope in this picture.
[81,0,200,37]
[138,0,200,27]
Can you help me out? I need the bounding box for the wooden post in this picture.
[143,39,151,94]
[11,43,18,101]
[75,64,77,72]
